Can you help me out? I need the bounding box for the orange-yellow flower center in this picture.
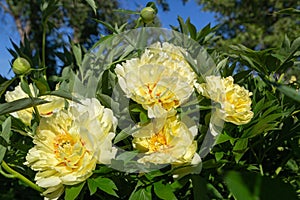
[53,132,86,168]
[147,129,170,153]
[136,83,179,111]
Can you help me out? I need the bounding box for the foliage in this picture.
[196,0,300,50]
[0,1,300,200]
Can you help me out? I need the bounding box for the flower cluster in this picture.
[3,41,254,200]
[24,98,117,199]
[196,76,254,125]
[115,42,197,117]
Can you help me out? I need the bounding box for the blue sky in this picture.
[0,0,216,78]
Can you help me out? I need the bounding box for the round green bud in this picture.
[12,57,31,75]
[140,7,156,24]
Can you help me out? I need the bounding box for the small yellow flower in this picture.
[5,83,65,125]
[25,98,117,199]
[132,115,200,165]
[115,42,197,117]
[197,76,254,125]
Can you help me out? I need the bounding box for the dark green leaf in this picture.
[113,127,134,144]
[94,19,116,33]
[224,171,298,200]
[129,185,152,200]
[71,44,82,67]
[87,177,118,197]
[233,138,248,163]
[85,0,97,14]
[177,16,188,35]
[0,117,11,163]
[154,181,177,200]
[186,18,197,39]
[0,78,16,98]
[243,112,286,138]
[20,79,32,96]
[33,76,50,94]
[44,90,80,103]
[191,175,209,200]
[116,151,138,162]
[0,98,48,116]
[275,8,300,15]
[113,9,140,15]
[64,181,85,200]
[277,84,300,103]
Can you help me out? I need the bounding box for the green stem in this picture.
[1,161,44,193]
[259,164,264,176]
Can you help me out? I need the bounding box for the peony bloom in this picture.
[25,98,117,199]
[132,115,200,165]
[196,76,254,125]
[115,42,197,117]
[5,83,65,125]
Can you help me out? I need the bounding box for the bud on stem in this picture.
[12,57,31,75]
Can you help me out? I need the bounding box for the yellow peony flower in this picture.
[25,98,117,199]
[132,115,200,165]
[196,76,254,125]
[115,42,197,117]
[146,42,197,87]
[5,83,65,125]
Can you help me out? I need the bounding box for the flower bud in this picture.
[140,7,156,24]
[12,57,31,75]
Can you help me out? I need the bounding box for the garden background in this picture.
[0,0,299,199]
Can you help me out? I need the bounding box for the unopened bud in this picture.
[12,57,31,75]
[140,7,156,24]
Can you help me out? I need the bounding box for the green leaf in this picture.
[191,175,209,200]
[207,183,223,199]
[233,138,248,163]
[154,181,177,200]
[113,126,135,144]
[216,57,228,72]
[0,78,16,98]
[116,151,138,162]
[87,177,118,197]
[129,185,152,200]
[139,112,149,124]
[291,36,300,52]
[113,9,140,15]
[243,112,287,138]
[276,84,300,103]
[0,98,48,116]
[215,132,235,145]
[215,152,224,162]
[177,16,188,35]
[0,117,11,163]
[44,90,80,103]
[94,19,116,33]
[186,18,197,39]
[33,76,50,94]
[224,171,254,200]
[20,79,32,96]
[85,0,97,14]
[64,182,85,200]
[275,8,300,15]
[224,171,298,200]
[71,44,82,67]
[87,178,97,195]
